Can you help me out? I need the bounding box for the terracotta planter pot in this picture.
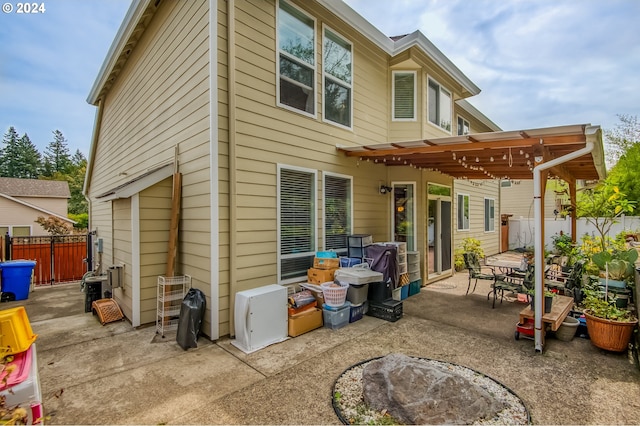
[584,310,638,352]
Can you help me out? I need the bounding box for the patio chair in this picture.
[463,252,498,295]
[545,260,585,299]
[489,265,533,309]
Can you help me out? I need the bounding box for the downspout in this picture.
[533,135,596,352]
[227,0,238,337]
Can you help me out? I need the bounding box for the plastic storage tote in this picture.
[0,306,37,355]
[0,343,43,425]
[0,260,36,301]
[334,266,383,285]
[322,303,350,329]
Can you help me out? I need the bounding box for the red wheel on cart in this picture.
[514,330,520,340]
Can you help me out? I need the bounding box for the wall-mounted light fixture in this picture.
[379,184,392,194]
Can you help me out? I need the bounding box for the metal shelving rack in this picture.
[156,275,191,337]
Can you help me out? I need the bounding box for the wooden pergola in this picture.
[338,123,607,351]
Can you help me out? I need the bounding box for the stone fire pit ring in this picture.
[332,355,531,425]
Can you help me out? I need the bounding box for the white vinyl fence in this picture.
[508,216,640,251]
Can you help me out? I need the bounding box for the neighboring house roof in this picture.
[87,0,480,105]
[0,193,75,224]
[0,177,70,198]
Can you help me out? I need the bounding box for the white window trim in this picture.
[427,75,452,134]
[277,164,318,284]
[392,70,417,122]
[322,171,353,252]
[457,192,470,231]
[484,197,496,233]
[391,181,417,252]
[322,25,353,131]
[457,115,470,136]
[2,225,33,236]
[276,0,317,119]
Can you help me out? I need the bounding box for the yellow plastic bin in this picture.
[0,306,37,355]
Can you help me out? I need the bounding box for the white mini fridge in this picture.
[231,284,288,354]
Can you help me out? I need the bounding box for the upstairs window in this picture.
[323,28,352,128]
[392,71,416,121]
[277,1,315,115]
[428,78,452,132]
[457,116,470,136]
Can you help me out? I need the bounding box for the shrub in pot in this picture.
[581,288,638,352]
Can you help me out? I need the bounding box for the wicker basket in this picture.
[584,311,638,352]
[320,282,349,308]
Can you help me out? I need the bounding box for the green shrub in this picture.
[454,237,484,271]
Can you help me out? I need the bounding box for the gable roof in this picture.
[0,177,70,198]
[87,0,480,105]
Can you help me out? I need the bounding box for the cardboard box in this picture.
[313,257,340,270]
[307,268,337,284]
[288,308,323,337]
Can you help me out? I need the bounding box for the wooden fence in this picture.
[2,234,88,285]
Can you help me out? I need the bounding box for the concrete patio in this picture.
[5,272,640,425]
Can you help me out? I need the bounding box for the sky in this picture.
[1,0,639,157]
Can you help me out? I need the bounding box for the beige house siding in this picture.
[217,0,230,337]
[112,198,132,320]
[228,0,393,300]
[500,180,561,219]
[87,0,213,333]
[0,199,41,235]
[87,0,496,339]
[453,180,500,257]
[11,197,68,217]
[138,179,173,325]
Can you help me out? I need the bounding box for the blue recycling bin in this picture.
[0,260,37,301]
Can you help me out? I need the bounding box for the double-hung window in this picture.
[484,198,495,232]
[278,166,317,283]
[457,193,470,231]
[392,71,416,120]
[277,1,315,115]
[323,173,352,253]
[428,78,452,132]
[457,116,470,136]
[323,28,352,128]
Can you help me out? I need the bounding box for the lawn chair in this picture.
[545,260,585,299]
[489,264,533,309]
[463,252,498,295]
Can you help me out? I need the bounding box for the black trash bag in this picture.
[176,288,206,350]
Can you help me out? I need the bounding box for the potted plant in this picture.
[527,288,555,313]
[590,248,637,308]
[581,286,638,352]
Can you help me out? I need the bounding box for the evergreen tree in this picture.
[18,133,42,178]
[0,127,42,178]
[71,149,86,167]
[43,130,72,176]
[0,126,21,177]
